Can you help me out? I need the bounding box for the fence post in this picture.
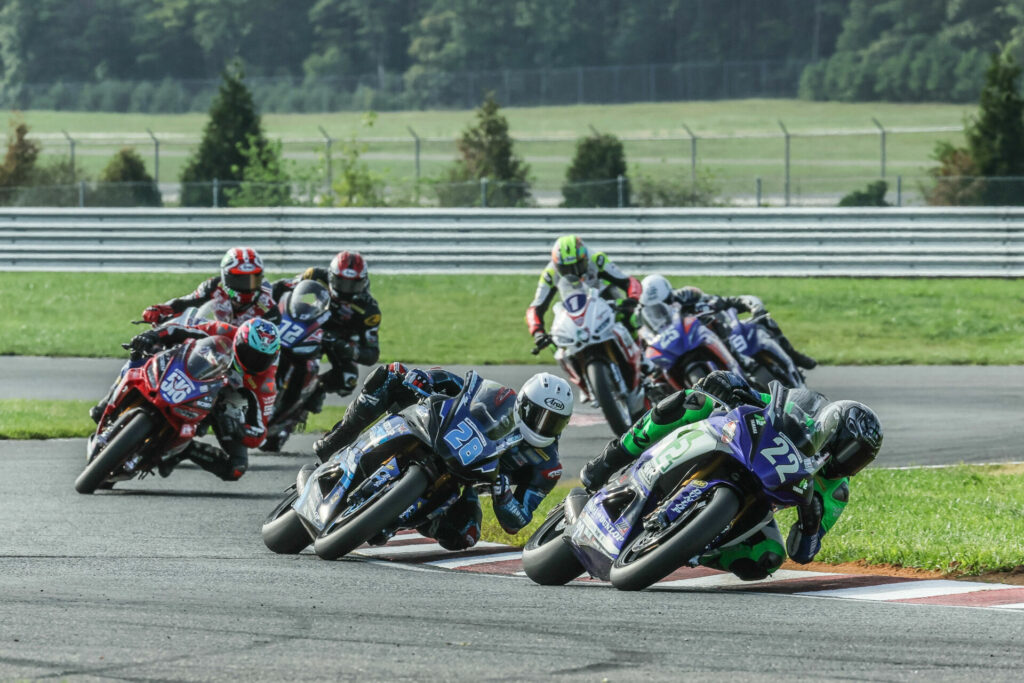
[480,177,488,208]
[577,67,584,104]
[61,130,76,179]
[871,117,886,178]
[212,178,219,208]
[756,177,762,207]
[78,180,85,208]
[682,123,697,187]
[778,120,790,207]
[318,125,334,199]
[897,175,902,207]
[407,126,421,182]
[617,174,625,208]
[146,128,159,185]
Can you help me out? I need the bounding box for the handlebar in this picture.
[531,339,552,356]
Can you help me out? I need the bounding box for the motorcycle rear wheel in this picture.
[609,486,740,591]
[261,489,312,554]
[587,360,631,435]
[313,464,429,561]
[521,506,585,585]
[74,411,155,494]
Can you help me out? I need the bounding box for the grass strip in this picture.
[0,400,345,441]
[481,465,1024,576]
[7,272,1024,364]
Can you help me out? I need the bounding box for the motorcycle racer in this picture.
[526,235,643,350]
[312,363,573,550]
[579,370,882,580]
[126,317,281,481]
[141,247,279,326]
[639,274,817,371]
[271,251,381,411]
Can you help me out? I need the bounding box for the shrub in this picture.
[129,81,156,113]
[225,136,293,207]
[93,147,161,207]
[633,170,721,207]
[561,132,628,208]
[151,79,187,114]
[838,180,890,207]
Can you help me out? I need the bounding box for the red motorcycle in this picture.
[75,335,234,494]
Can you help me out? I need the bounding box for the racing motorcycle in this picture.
[75,333,234,493]
[535,278,644,435]
[639,301,745,399]
[261,280,331,452]
[714,301,805,390]
[261,371,522,560]
[521,382,834,591]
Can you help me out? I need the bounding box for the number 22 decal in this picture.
[443,418,485,465]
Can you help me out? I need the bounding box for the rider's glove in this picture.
[142,304,174,324]
[617,297,639,315]
[532,330,553,349]
[130,329,163,354]
[490,474,513,506]
[330,339,356,362]
[786,493,824,564]
[402,368,433,398]
[694,370,756,408]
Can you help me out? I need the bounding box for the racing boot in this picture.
[579,438,636,492]
[182,441,244,481]
[311,391,381,463]
[778,335,817,370]
[89,401,107,424]
[305,384,327,415]
[157,451,188,478]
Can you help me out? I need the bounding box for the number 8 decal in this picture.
[444,418,485,465]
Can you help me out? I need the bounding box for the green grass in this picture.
[482,465,1024,575]
[20,99,972,195]
[0,399,96,439]
[5,272,1023,365]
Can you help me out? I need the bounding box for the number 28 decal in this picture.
[443,418,485,465]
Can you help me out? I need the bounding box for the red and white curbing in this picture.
[349,530,1024,610]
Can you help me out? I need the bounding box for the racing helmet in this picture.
[551,235,589,279]
[821,401,883,478]
[515,372,574,448]
[639,274,673,307]
[232,318,280,374]
[328,251,369,300]
[220,247,265,307]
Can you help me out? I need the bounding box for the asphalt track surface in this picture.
[3,360,1024,679]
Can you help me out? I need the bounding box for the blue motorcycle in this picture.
[522,382,836,591]
[261,371,522,560]
[715,304,805,390]
[640,301,744,393]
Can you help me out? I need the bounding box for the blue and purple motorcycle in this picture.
[261,370,522,560]
[639,302,744,395]
[715,304,805,390]
[522,382,835,591]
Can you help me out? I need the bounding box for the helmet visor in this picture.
[223,271,262,294]
[329,272,365,296]
[236,344,275,374]
[555,258,588,279]
[519,400,571,439]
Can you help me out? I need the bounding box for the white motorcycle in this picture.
[534,279,645,435]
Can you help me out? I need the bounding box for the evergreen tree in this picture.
[179,63,268,206]
[438,92,530,207]
[561,132,628,207]
[94,147,161,207]
[966,50,1024,204]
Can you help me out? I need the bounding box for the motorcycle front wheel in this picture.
[261,489,312,554]
[313,464,429,561]
[587,360,631,435]
[521,506,585,586]
[609,486,740,592]
[74,411,155,494]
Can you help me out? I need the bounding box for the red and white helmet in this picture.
[328,251,368,300]
[220,247,265,307]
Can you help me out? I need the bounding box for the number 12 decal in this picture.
[444,418,485,465]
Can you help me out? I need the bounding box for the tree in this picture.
[93,147,162,207]
[838,180,889,206]
[0,118,40,191]
[225,136,294,207]
[179,63,268,206]
[561,133,628,207]
[437,92,530,207]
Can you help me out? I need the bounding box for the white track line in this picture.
[426,551,523,569]
[797,579,1017,601]
[352,539,507,557]
[655,568,839,589]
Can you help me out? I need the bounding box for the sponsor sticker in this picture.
[543,397,565,410]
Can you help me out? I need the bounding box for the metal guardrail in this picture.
[1,207,1023,277]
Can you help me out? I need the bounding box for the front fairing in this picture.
[292,414,420,533]
[550,284,617,357]
[278,309,328,359]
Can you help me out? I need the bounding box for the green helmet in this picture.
[551,235,589,278]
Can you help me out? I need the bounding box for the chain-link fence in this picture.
[18,123,968,207]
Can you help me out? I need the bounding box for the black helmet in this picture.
[821,401,883,478]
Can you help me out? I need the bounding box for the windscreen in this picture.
[185,336,233,381]
[774,385,836,458]
[468,380,517,441]
[640,301,675,333]
[287,280,330,322]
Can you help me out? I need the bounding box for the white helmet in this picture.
[515,373,574,448]
[640,274,673,307]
